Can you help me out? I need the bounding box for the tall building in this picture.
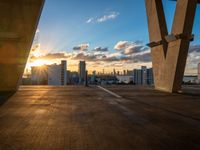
[141,66,147,85]
[198,63,200,80]
[48,60,67,85]
[147,68,154,85]
[134,69,142,84]
[127,70,134,76]
[78,61,86,83]
[61,60,67,85]
[113,69,116,75]
[123,70,126,75]
[133,66,154,85]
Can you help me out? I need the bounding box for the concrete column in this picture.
[145,0,197,92]
[0,0,44,91]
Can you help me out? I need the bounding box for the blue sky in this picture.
[28,0,200,75]
[38,0,148,52]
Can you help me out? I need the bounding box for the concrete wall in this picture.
[145,0,197,92]
[0,0,44,91]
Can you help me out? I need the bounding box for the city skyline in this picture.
[25,0,200,75]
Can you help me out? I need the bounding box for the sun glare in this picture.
[31,59,51,67]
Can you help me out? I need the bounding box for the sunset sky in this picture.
[26,0,200,75]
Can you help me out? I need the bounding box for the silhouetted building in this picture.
[61,60,67,85]
[127,70,134,76]
[198,63,200,81]
[78,61,86,84]
[123,70,126,75]
[113,69,116,75]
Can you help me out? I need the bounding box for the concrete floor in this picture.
[0,85,200,150]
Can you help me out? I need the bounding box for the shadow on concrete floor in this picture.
[181,92,200,97]
[180,88,200,97]
[0,91,15,106]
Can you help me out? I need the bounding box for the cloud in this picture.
[187,45,200,63]
[123,45,148,55]
[73,43,89,51]
[27,40,200,75]
[30,53,70,61]
[114,41,129,50]
[97,12,119,23]
[133,53,151,63]
[29,41,152,65]
[72,53,97,62]
[86,18,94,23]
[86,11,119,24]
[189,45,200,53]
[92,47,109,52]
[114,41,149,55]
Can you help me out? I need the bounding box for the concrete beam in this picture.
[0,0,44,91]
[146,0,197,93]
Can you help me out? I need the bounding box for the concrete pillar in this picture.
[145,0,197,93]
[0,0,44,91]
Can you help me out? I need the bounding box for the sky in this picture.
[26,0,200,75]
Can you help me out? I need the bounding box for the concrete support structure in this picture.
[0,0,44,91]
[145,0,197,92]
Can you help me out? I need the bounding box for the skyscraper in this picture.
[133,69,142,84]
[61,60,67,85]
[141,66,147,85]
[133,66,154,85]
[198,63,200,80]
[113,69,116,76]
[47,60,67,85]
[147,68,154,85]
[78,61,86,83]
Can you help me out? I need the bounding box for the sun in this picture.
[31,59,51,67]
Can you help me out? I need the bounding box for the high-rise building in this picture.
[123,70,126,75]
[127,70,134,76]
[134,69,142,84]
[78,61,86,83]
[133,66,154,85]
[141,66,147,85]
[198,63,200,81]
[61,60,67,85]
[147,68,154,85]
[48,60,67,85]
[113,69,116,75]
